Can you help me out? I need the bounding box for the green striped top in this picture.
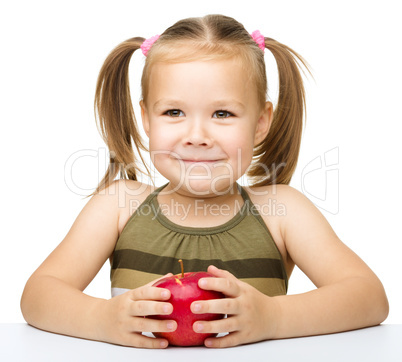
[111,183,288,297]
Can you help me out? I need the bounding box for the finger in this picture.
[191,297,237,315]
[204,332,240,348]
[207,265,237,280]
[124,332,170,349]
[130,300,173,317]
[129,285,171,302]
[198,273,241,298]
[193,316,239,334]
[131,316,177,333]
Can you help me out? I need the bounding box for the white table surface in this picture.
[1,323,401,362]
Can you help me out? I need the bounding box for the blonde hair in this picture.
[94,14,310,194]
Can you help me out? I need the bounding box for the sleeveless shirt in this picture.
[110,183,288,297]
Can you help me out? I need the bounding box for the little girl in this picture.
[21,14,389,349]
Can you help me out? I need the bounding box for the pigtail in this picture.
[249,37,311,186]
[93,37,149,194]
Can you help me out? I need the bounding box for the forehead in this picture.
[146,59,258,109]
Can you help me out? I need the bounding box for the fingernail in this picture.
[160,340,168,348]
[161,290,169,298]
[193,303,201,312]
[167,321,175,330]
[163,304,171,313]
[195,323,204,332]
[199,279,207,288]
[205,339,212,347]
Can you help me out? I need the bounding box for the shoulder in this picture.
[87,180,155,236]
[244,183,312,218]
[94,179,154,202]
[89,180,152,211]
[104,180,155,236]
[245,183,331,237]
[265,184,335,239]
[245,183,319,219]
[247,182,338,253]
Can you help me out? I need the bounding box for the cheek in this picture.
[226,127,255,153]
[147,129,170,170]
[224,133,255,175]
[148,125,172,151]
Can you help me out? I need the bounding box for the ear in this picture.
[254,101,273,146]
[140,99,150,137]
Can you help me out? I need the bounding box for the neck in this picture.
[161,181,240,201]
[156,182,244,227]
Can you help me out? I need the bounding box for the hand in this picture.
[191,265,279,348]
[98,274,177,348]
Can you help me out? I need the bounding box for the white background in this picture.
[1,0,401,324]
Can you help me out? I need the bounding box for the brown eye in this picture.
[166,109,184,117]
[213,110,233,119]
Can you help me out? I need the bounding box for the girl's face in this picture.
[141,58,272,197]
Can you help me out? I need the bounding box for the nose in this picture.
[182,119,212,147]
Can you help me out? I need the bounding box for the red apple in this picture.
[149,263,225,346]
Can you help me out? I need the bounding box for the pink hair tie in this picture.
[251,30,265,51]
[140,34,160,56]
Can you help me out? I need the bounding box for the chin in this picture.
[176,181,214,197]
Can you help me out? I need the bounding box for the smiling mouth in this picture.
[171,156,223,163]
[170,154,226,165]
[182,159,219,163]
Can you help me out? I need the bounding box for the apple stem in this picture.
[178,259,184,278]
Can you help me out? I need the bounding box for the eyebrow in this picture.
[153,99,183,112]
[152,99,246,111]
[211,100,246,110]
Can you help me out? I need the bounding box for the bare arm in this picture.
[20,180,119,340]
[271,186,389,338]
[20,180,176,348]
[191,186,388,347]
